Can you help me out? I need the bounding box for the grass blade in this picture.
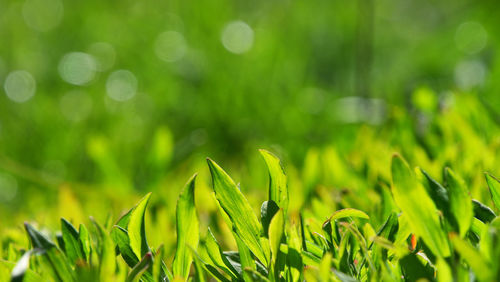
[24,223,74,281]
[127,193,152,259]
[126,252,153,282]
[485,172,500,210]
[390,154,450,257]
[60,218,85,265]
[326,208,369,222]
[206,158,268,265]
[444,168,473,237]
[173,174,199,279]
[260,149,289,215]
[450,233,492,281]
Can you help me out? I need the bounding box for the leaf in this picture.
[204,228,239,280]
[261,200,279,238]
[436,258,453,282]
[190,246,231,282]
[390,154,450,257]
[111,225,139,267]
[152,245,165,282]
[324,208,369,226]
[173,174,199,279]
[24,223,74,281]
[268,209,284,266]
[485,172,500,210]
[92,219,116,281]
[420,169,449,213]
[61,218,85,265]
[259,149,289,215]
[444,168,473,237]
[450,233,493,281]
[472,199,497,223]
[234,232,256,282]
[127,193,152,259]
[79,224,91,262]
[126,252,153,282]
[399,253,434,281]
[206,158,267,265]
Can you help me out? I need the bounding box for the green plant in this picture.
[3,148,500,281]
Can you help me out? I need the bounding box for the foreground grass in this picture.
[2,149,500,281]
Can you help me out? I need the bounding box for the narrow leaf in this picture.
[126,252,153,282]
[445,168,473,237]
[61,218,85,264]
[450,233,493,281]
[326,208,369,223]
[269,209,284,266]
[260,149,289,215]
[207,159,267,265]
[390,154,450,257]
[173,174,199,279]
[486,172,500,210]
[127,193,152,259]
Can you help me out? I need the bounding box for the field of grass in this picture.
[2,0,500,281]
[1,92,500,281]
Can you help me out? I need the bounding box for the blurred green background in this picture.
[0,0,499,215]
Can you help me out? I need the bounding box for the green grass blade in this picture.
[111,225,139,267]
[390,154,450,257]
[24,223,74,281]
[206,158,267,265]
[326,208,369,222]
[450,233,493,281]
[78,224,91,262]
[92,219,117,281]
[127,193,152,259]
[204,228,239,280]
[234,232,256,282]
[173,174,199,279]
[444,168,473,237]
[60,218,85,265]
[420,169,449,213]
[472,199,497,223]
[259,149,289,215]
[261,200,279,239]
[269,209,284,267]
[485,172,500,210]
[126,252,153,282]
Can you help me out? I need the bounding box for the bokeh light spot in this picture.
[58,52,97,85]
[4,70,36,103]
[23,0,64,32]
[106,70,138,101]
[88,42,116,72]
[60,90,93,122]
[455,21,487,54]
[154,31,188,62]
[221,21,254,54]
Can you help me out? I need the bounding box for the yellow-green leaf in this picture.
[207,159,267,265]
[486,172,500,210]
[391,154,450,257]
[260,149,289,215]
[173,174,199,279]
[445,168,473,237]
